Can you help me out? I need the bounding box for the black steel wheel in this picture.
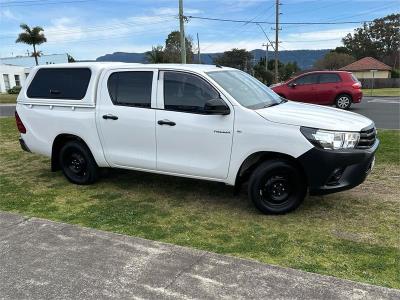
[59,140,98,185]
[248,160,306,214]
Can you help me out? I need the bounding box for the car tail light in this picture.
[15,111,26,134]
[352,82,362,89]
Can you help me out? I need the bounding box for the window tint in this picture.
[107,71,153,108]
[293,74,319,85]
[164,72,219,113]
[27,68,91,100]
[319,73,341,83]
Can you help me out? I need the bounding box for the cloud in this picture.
[152,7,203,16]
[0,9,19,21]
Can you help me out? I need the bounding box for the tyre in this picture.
[59,140,99,185]
[248,160,306,214]
[335,94,352,110]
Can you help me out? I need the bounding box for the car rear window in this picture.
[350,73,360,82]
[319,73,341,83]
[27,68,91,100]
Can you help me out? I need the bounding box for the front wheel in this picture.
[248,160,306,214]
[335,94,352,109]
[59,140,99,185]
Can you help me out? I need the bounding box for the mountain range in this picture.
[96,49,330,70]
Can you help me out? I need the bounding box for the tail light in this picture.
[15,111,26,134]
[352,82,362,89]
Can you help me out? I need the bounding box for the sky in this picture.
[0,0,399,60]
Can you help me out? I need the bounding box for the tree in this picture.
[145,46,165,63]
[214,48,253,71]
[342,14,400,68]
[67,54,76,63]
[314,52,356,70]
[15,24,47,66]
[253,59,274,85]
[281,61,300,81]
[164,31,193,63]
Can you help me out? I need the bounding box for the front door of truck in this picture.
[155,71,234,179]
[97,69,157,170]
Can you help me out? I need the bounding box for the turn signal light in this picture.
[352,82,362,89]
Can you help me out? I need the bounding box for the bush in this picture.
[391,69,400,78]
[7,86,21,94]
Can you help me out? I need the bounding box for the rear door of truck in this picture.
[97,68,158,170]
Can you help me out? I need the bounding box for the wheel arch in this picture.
[51,134,94,171]
[235,151,307,187]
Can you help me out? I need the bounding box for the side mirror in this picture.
[289,82,297,88]
[204,98,230,115]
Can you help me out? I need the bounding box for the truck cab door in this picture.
[97,69,158,170]
[155,71,234,180]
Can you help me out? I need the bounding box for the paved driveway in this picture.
[1,212,399,300]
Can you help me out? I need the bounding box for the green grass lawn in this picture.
[0,117,399,288]
[362,88,400,97]
[0,93,17,104]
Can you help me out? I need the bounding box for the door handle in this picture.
[157,119,176,126]
[103,114,118,120]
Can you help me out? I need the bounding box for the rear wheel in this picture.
[248,160,306,214]
[335,94,352,109]
[59,140,98,185]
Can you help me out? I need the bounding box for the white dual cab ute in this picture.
[16,63,379,214]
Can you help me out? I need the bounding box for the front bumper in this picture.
[298,139,379,195]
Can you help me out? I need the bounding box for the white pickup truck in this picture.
[16,63,379,214]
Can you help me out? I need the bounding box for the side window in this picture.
[27,68,91,100]
[319,73,341,83]
[107,71,153,108]
[164,72,219,113]
[294,74,319,85]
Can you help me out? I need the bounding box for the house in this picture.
[0,53,70,93]
[0,64,30,93]
[0,53,68,68]
[339,57,392,79]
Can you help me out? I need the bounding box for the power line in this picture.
[186,15,374,25]
[1,0,94,7]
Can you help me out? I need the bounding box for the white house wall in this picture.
[0,65,30,93]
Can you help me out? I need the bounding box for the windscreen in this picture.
[207,70,281,109]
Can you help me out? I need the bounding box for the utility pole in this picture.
[197,33,201,64]
[274,0,280,83]
[179,0,187,64]
[262,43,269,72]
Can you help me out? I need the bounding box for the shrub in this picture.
[7,86,22,94]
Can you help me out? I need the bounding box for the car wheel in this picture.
[335,94,352,109]
[248,160,306,214]
[59,140,99,185]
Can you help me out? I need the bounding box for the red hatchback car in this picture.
[271,71,362,109]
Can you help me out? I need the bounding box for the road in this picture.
[351,96,399,129]
[1,211,399,300]
[1,96,399,129]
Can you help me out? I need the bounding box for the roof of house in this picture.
[339,57,391,71]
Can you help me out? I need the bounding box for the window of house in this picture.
[3,74,11,90]
[107,71,153,108]
[14,75,21,87]
[163,71,219,113]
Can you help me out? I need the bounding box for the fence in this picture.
[359,78,400,89]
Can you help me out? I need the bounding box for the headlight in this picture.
[300,127,360,150]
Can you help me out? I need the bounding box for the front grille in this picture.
[356,125,376,149]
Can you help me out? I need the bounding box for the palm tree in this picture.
[15,24,47,66]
